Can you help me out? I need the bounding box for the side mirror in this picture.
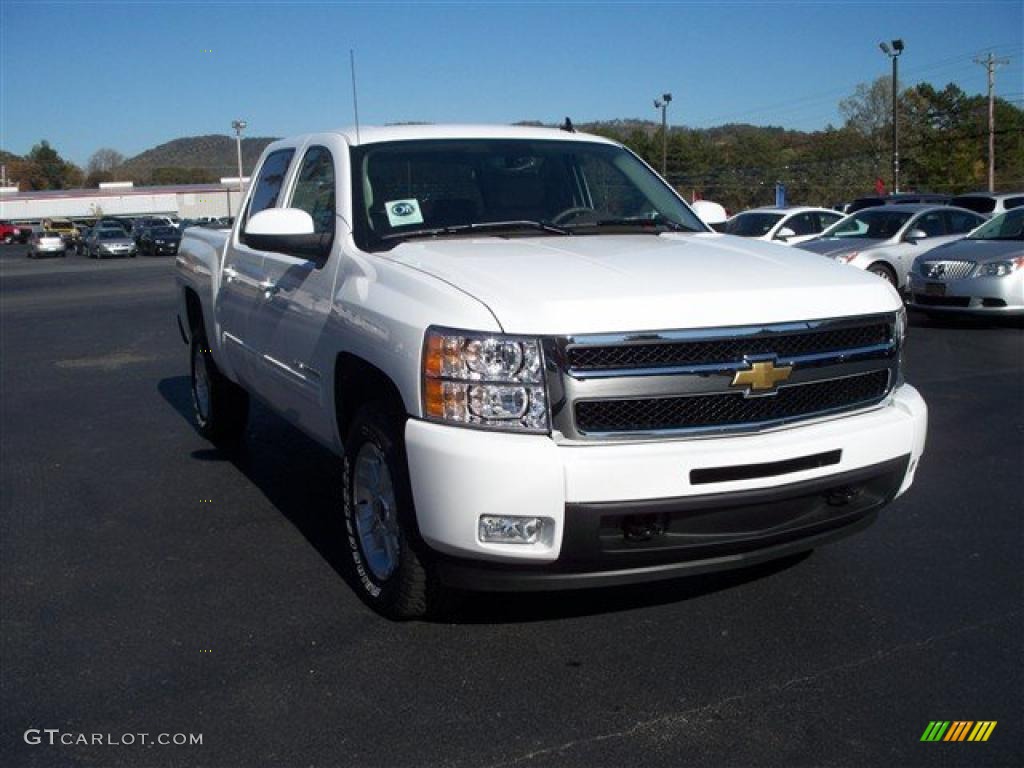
[775,226,797,241]
[904,228,928,243]
[244,208,332,260]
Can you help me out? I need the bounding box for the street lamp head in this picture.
[654,99,663,109]
[892,39,904,53]
[663,93,672,103]
[879,41,891,55]
[231,120,247,132]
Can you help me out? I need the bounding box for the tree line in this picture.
[3,76,1021,213]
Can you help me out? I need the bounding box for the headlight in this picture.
[423,328,548,432]
[973,257,1024,278]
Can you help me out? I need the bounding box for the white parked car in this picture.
[28,231,67,258]
[723,207,846,245]
[176,124,927,618]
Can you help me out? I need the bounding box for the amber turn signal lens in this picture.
[424,378,444,418]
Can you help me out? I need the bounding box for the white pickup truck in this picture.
[175,124,927,618]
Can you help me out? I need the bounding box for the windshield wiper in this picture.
[380,220,570,242]
[565,216,692,233]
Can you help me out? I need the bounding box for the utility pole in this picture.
[879,40,904,193]
[974,52,1009,193]
[231,119,247,198]
[654,92,672,177]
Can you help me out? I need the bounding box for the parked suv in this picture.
[949,192,1024,219]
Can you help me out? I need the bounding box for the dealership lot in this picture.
[1,245,1021,767]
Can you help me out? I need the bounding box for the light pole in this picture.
[231,119,247,198]
[879,40,904,193]
[653,92,672,177]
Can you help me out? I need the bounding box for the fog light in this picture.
[479,515,548,544]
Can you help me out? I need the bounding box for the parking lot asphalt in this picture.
[1,243,1021,768]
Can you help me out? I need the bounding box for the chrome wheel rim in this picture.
[352,443,400,582]
[192,346,211,423]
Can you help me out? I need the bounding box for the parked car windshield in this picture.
[967,209,1024,240]
[820,209,913,239]
[99,230,125,240]
[350,138,706,251]
[151,226,177,237]
[724,212,784,237]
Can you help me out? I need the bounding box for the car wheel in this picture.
[342,402,441,620]
[867,262,897,287]
[190,329,249,445]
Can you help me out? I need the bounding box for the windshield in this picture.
[820,209,913,239]
[152,226,177,237]
[99,230,125,240]
[724,212,784,237]
[967,209,1024,240]
[350,138,705,251]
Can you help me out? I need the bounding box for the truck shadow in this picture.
[158,375,811,624]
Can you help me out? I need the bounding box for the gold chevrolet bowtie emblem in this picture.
[731,360,793,393]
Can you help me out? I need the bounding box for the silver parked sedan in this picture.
[909,208,1024,316]
[87,228,137,259]
[797,204,986,290]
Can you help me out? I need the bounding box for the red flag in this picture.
[874,177,886,195]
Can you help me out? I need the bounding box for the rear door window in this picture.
[944,209,984,234]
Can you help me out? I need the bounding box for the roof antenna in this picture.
[561,117,575,133]
[350,49,361,144]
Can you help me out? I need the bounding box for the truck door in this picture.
[246,142,341,447]
[216,148,295,388]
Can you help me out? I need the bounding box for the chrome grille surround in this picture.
[919,260,976,280]
[543,314,900,441]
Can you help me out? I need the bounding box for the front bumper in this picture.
[909,273,1024,315]
[405,384,928,589]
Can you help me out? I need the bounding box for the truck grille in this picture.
[566,322,889,371]
[547,314,900,440]
[919,260,975,280]
[574,370,890,434]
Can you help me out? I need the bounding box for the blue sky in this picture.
[1,0,1021,166]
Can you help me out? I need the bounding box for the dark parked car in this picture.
[847,193,951,214]
[137,225,182,256]
[130,218,169,243]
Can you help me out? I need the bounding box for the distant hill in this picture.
[116,134,279,184]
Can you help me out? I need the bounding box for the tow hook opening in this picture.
[826,485,861,507]
[622,514,666,542]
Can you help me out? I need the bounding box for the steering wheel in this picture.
[550,207,596,226]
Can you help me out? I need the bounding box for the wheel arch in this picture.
[334,353,410,447]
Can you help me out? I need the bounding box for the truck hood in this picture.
[387,233,901,334]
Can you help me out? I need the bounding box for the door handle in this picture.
[223,266,238,284]
[259,279,279,299]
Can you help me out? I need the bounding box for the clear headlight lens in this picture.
[973,257,1024,278]
[423,328,548,432]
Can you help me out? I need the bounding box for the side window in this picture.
[944,210,982,234]
[915,211,945,237]
[244,149,296,229]
[782,212,817,236]
[1002,197,1024,211]
[289,146,336,235]
[816,212,843,231]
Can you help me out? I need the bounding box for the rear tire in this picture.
[190,329,249,445]
[341,402,442,620]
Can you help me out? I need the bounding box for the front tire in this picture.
[341,403,439,620]
[190,330,249,445]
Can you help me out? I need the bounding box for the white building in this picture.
[0,179,249,223]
